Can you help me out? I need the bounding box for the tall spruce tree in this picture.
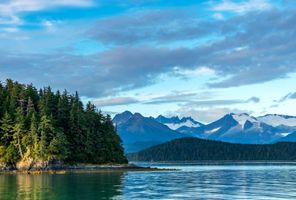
[0,112,13,147]
[12,108,25,159]
[0,112,18,164]
[28,112,39,159]
[39,115,54,160]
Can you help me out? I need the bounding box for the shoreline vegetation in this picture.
[0,79,128,172]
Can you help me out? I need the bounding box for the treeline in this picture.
[128,137,296,161]
[0,79,127,167]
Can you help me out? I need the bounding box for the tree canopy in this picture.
[0,79,127,167]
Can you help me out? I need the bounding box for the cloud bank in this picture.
[0,1,295,100]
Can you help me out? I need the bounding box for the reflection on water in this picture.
[1,163,296,199]
[0,172,124,200]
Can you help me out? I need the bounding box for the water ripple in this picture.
[122,163,296,200]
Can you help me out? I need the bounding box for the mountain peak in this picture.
[113,110,134,125]
[133,112,144,119]
[156,115,180,124]
[155,115,203,130]
[122,110,133,115]
[180,116,195,122]
[114,112,185,152]
[231,113,257,126]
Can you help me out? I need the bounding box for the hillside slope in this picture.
[128,137,296,161]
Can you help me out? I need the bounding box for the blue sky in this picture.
[0,0,296,123]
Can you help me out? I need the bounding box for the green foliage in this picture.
[28,113,39,159]
[3,144,19,164]
[0,79,127,166]
[48,130,69,160]
[128,137,296,161]
[0,112,14,147]
[39,115,55,160]
[12,108,25,159]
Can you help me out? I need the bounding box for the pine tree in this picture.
[48,130,69,160]
[26,112,39,159]
[39,115,54,160]
[56,90,70,135]
[0,112,14,147]
[26,97,35,116]
[0,82,4,117]
[0,112,18,164]
[12,108,25,159]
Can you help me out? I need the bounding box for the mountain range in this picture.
[113,111,296,152]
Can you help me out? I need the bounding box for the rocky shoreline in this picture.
[0,162,167,174]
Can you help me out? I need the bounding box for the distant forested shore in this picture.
[0,79,127,171]
[128,137,296,162]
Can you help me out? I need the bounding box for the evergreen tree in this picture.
[48,130,69,160]
[0,112,14,147]
[0,112,17,164]
[0,82,4,117]
[26,112,39,159]
[0,79,127,167]
[39,115,54,160]
[12,108,25,159]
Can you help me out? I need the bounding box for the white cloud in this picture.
[42,20,54,31]
[213,13,224,20]
[42,19,63,32]
[0,0,94,13]
[2,27,18,32]
[92,97,139,107]
[0,0,94,25]
[0,15,22,25]
[196,66,216,75]
[174,66,216,77]
[213,0,272,14]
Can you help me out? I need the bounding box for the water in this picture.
[1,162,296,199]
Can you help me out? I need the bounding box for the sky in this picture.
[0,0,296,123]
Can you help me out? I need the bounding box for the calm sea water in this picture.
[1,162,296,200]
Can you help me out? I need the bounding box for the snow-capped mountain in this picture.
[191,113,284,144]
[155,115,204,131]
[113,111,187,152]
[113,111,296,152]
[258,114,296,127]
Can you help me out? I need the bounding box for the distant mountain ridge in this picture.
[113,112,187,153]
[186,113,283,144]
[154,115,204,131]
[154,113,296,143]
[258,114,296,127]
[113,111,296,153]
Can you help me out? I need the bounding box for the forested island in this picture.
[128,137,296,161]
[0,79,127,171]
